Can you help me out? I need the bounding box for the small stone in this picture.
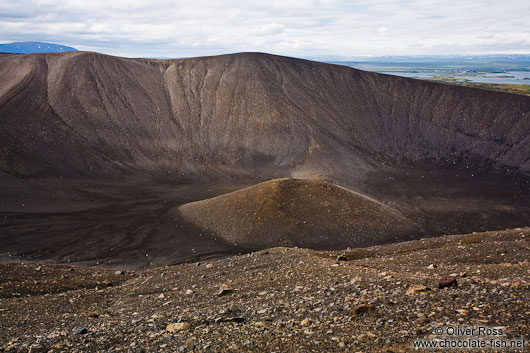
[73,327,88,335]
[224,317,245,323]
[406,284,429,295]
[218,284,233,297]
[351,304,378,318]
[185,289,193,295]
[157,293,165,299]
[114,270,124,275]
[300,318,311,326]
[166,322,191,333]
[338,342,345,348]
[336,254,348,261]
[350,277,362,285]
[427,264,436,269]
[35,266,42,271]
[438,276,458,289]
[228,305,241,313]
[82,311,99,318]
[206,263,213,269]
[456,309,469,316]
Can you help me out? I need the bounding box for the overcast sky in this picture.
[1,0,529,58]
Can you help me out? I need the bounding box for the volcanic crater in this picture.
[1,51,529,267]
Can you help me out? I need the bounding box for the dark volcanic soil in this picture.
[1,228,528,352]
[2,51,530,180]
[0,177,251,268]
[1,51,530,266]
[1,50,529,353]
[175,178,419,248]
[1,166,529,267]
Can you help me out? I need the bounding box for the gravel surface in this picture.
[1,228,529,352]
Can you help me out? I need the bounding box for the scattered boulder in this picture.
[406,284,429,295]
[438,276,458,289]
[336,254,348,262]
[73,327,88,335]
[166,322,191,333]
[350,277,362,285]
[81,311,99,318]
[218,284,233,297]
[223,317,245,323]
[228,305,241,313]
[456,309,469,316]
[351,304,378,318]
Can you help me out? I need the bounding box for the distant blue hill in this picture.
[0,41,77,54]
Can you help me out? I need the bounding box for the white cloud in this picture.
[0,0,529,58]
[377,27,388,36]
[256,23,285,35]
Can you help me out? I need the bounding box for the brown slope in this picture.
[175,178,419,249]
[1,51,530,266]
[0,51,529,181]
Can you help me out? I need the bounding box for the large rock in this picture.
[166,322,191,333]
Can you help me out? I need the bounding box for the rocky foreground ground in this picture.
[1,228,529,352]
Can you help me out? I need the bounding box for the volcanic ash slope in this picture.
[175,178,419,249]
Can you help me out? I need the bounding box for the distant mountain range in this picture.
[0,41,77,54]
[309,54,530,62]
